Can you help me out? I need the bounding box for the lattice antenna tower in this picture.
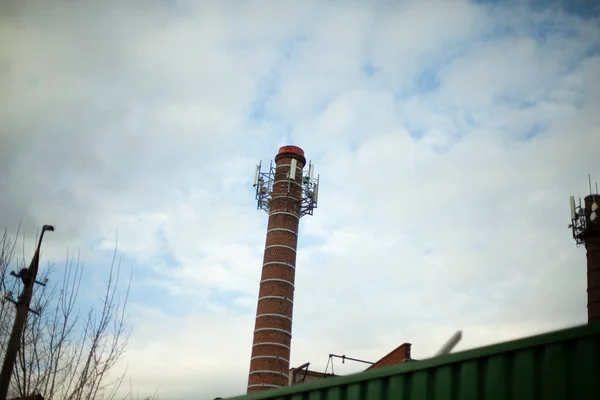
[569,174,599,246]
[253,160,320,217]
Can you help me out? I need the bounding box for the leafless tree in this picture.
[0,226,155,400]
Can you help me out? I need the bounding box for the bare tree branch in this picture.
[0,228,156,400]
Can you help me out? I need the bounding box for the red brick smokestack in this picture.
[583,194,600,323]
[247,146,309,394]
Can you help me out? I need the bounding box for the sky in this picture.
[1,0,599,398]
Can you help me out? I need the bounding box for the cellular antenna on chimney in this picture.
[570,175,600,324]
[253,154,320,216]
[253,163,261,187]
[570,196,577,221]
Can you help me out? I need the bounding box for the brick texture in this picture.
[251,357,289,372]
[366,343,412,371]
[256,297,293,316]
[248,371,289,390]
[252,329,292,346]
[265,229,298,248]
[260,264,296,283]
[255,315,292,332]
[263,246,296,265]
[251,341,291,360]
[248,147,307,394]
[267,214,300,231]
[258,280,294,300]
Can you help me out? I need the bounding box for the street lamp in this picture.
[0,225,54,400]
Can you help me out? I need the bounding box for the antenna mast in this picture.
[570,176,600,245]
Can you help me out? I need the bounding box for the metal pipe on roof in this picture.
[434,330,463,357]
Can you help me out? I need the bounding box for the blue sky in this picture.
[1,0,599,399]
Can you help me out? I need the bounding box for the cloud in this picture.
[1,0,599,399]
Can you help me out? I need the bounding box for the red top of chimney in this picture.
[278,145,305,158]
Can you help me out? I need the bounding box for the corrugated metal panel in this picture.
[226,323,600,400]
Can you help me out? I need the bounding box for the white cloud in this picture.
[1,0,599,399]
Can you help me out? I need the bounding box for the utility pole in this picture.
[0,225,54,400]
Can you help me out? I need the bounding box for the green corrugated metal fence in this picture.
[227,323,600,400]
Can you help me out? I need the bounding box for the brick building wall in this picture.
[366,343,412,371]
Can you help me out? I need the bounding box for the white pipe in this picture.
[434,330,462,357]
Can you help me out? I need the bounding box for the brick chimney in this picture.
[583,194,600,323]
[247,146,319,394]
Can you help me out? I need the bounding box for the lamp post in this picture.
[0,225,54,400]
